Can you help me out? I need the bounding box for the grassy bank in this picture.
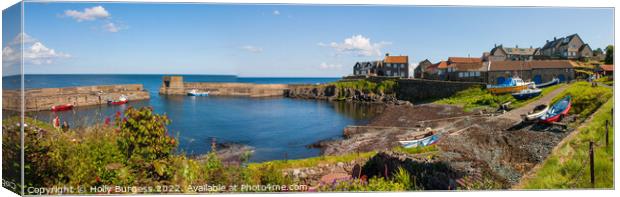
[330,79,397,100]
[435,84,562,111]
[550,81,613,121]
[519,98,614,189]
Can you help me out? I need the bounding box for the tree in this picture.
[604,45,613,64]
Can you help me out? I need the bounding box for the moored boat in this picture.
[51,104,73,112]
[522,104,549,121]
[512,88,542,100]
[108,95,128,105]
[534,78,559,89]
[540,95,571,123]
[486,77,532,94]
[187,89,210,96]
[398,132,439,148]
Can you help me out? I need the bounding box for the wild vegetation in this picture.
[435,84,562,111]
[550,81,612,121]
[519,98,613,189]
[3,106,437,194]
[331,79,397,100]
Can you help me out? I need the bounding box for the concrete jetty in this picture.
[159,76,289,97]
[2,84,150,112]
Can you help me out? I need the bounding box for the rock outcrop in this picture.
[285,84,409,105]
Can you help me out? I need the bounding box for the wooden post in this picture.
[589,141,595,188]
[606,120,609,147]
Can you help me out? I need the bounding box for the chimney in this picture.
[516,45,519,48]
[546,40,549,43]
[385,53,390,57]
[530,45,533,49]
[494,44,497,47]
[554,37,556,41]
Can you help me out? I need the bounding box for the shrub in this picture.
[116,107,177,162]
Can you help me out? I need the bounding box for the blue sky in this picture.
[2,3,614,77]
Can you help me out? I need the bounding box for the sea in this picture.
[2,75,382,162]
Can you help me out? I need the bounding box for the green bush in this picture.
[332,79,398,99]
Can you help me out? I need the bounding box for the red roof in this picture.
[448,57,481,64]
[436,61,449,69]
[600,64,614,72]
[384,56,408,64]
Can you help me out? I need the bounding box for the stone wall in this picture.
[396,79,484,103]
[2,84,150,112]
[159,76,289,97]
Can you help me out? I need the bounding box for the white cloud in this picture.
[64,6,110,22]
[240,45,264,53]
[103,22,120,32]
[319,35,391,57]
[273,10,280,15]
[2,34,70,66]
[319,62,343,70]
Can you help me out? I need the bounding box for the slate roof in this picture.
[488,60,577,71]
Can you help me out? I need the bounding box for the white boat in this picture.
[486,77,533,94]
[398,134,439,148]
[522,104,549,121]
[187,89,210,96]
[534,78,560,88]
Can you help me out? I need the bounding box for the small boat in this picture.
[522,104,549,121]
[51,104,73,112]
[486,77,533,94]
[512,88,542,100]
[398,133,439,148]
[187,89,210,96]
[540,96,572,123]
[108,95,128,105]
[534,78,559,89]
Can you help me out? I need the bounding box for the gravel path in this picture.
[499,84,568,122]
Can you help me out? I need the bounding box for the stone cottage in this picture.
[353,53,409,78]
[539,34,593,60]
[487,44,540,61]
[486,60,577,84]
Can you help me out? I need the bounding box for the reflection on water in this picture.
[23,97,381,162]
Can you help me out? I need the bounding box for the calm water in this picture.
[3,75,381,162]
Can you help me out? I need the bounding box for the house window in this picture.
[458,72,463,78]
[386,70,391,76]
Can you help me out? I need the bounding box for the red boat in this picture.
[107,95,128,105]
[540,96,572,123]
[51,104,73,112]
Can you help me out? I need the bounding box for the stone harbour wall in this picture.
[2,84,150,112]
[158,76,289,97]
[397,79,485,103]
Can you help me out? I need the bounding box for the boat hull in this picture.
[512,89,542,100]
[188,92,209,96]
[51,104,73,112]
[487,85,528,94]
[540,96,572,123]
[108,100,128,105]
[398,135,439,148]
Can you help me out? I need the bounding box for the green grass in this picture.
[330,79,397,100]
[392,145,439,155]
[248,151,377,170]
[550,81,613,120]
[519,98,614,189]
[435,84,562,111]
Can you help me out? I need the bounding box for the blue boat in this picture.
[511,88,542,100]
[187,89,210,96]
[398,134,439,148]
[534,78,559,88]
[540,95,572,123]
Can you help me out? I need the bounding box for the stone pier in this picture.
[2,84,150,112]
[159,76,289,97]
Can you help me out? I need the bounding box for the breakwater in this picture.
[159,76,288,97]
[2,84,150,112]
